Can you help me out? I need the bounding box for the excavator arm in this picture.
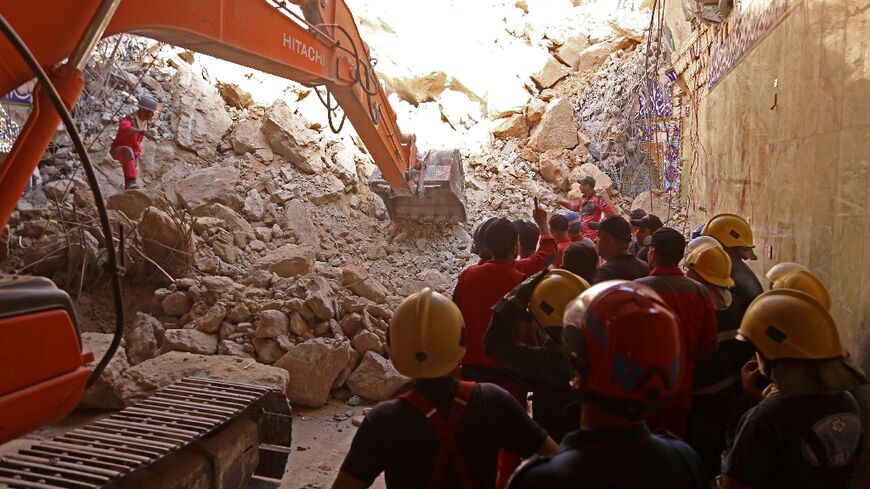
[0,0,466,227]
[0,0,465,449]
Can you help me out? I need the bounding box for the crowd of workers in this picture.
[331,176,865,489]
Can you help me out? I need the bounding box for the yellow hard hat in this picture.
[701,213,754,249]
[388,288,466,379]
[737,289,844,361]
[771,269,832,310]
[685,243,735,288]
[766,262,809,284]
[529,270,590,328]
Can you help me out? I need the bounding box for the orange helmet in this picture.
[562,281,682,418]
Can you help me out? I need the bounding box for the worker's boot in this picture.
[126,179,141,190]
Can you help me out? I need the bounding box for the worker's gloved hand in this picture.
[492,269,549,315]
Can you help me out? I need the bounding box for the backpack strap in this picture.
[400,381,478,489]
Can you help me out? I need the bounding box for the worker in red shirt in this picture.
[453,217,527,488]
[635,227,717,437]
[110,95,158,190]
[557,176,613,240]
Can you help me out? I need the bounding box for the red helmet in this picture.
[561,281,681,418]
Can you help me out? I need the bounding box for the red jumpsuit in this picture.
[636,267,718,436]
[558,193,613,240]
[110,115,144,188]
[453,259,527,488]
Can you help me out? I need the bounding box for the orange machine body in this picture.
[0,276,93,442]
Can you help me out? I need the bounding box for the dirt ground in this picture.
[283,401,386,489]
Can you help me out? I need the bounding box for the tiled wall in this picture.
[682,1,870,373]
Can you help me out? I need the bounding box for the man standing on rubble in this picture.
[110,95,158,190]
[557,176,613,240]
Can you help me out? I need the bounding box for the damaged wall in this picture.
[677,2,870,372]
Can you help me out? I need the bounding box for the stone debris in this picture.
[274,338,352,407]
[346,351,411,402]
[79,333,130,410]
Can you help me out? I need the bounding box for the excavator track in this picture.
[0,377,292,489]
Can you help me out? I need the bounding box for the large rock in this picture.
[555,35,591,69]
[191,203,255,247]
[194,303,227,334]
[261,101,322,173]
[257,244,315,278]
[171,66,233,159]
[486,80,532,119]
[243,189,265,222]
[491,113,529,140]
[253,338,286,364]
[346,351,410,402]
[529,98,579,151]
[139,206,194,278]
[126,312,162,365]
[274,338,351,407]
[231,119,274,162]
[283,200,320,248]
[217,82,254,109]
[176,167,241,210]
[342,265,388,304]
[531,56,570,89]
[160,329,218,355]
[573,41,618,74]
[79,332,130,409]
[161,291,192,316]
[115,352,288,406]
[538,152,571,191]
[351,329,382,355]
[254,310,290,338]
[106,189,154,219]
[631,190,671,216]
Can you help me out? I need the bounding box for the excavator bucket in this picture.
[369,149,467,222]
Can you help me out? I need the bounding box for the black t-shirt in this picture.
[724,391,862,489]
[693,293,754,396]
[508,424,710,489]
[340,378,548,488]
[593,253,651,283]
[730,259,763,306]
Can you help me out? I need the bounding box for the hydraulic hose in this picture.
[0,15,125,388]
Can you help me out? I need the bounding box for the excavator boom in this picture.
[0,0,466,225]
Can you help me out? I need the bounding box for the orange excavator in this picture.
[0,1,465,486]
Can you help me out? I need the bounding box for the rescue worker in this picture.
[701,213,763,306]
[636,227,718,437]
[332,288,558,489]
[720,290,864,489]
[682,239,754,477]
[769,267,831,310]
[471,216,499,261]
[111,95,158,190]
[508,281,709,489]
[561,242,598,284]
[630,214,663,263]
[565,211,583,241]
[627,208,647,256]
[764,261,808,287]
[484,269,590,442]
[557,176,613,240]
[549,214,571,268]
[453,217,529,486]
[512,199,557,275]
[589,215,649,283]
[514,220,540,259]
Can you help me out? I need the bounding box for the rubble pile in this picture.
[2,1,688,411]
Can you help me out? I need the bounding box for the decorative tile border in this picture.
[708,0,792,90]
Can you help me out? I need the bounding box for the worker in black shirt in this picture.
[485,269,590,442]
[333,288,558,489]
[720,289,865,489]
[508,281,710,489]
[589,215,650,283]
[700,213,763,306]
[683,239,754,477]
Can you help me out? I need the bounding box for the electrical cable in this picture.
[0,14,125,388]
